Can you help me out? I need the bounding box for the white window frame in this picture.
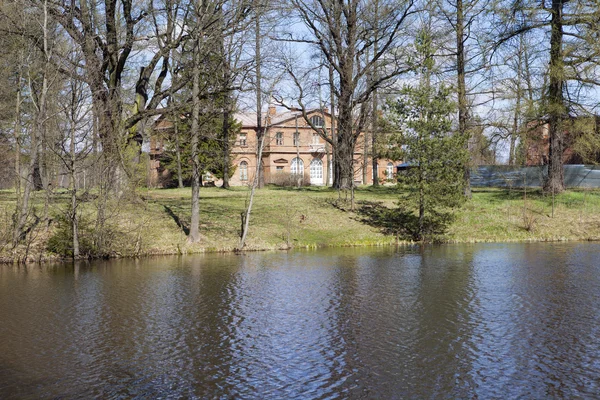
[240,161,248,181]
[310,158,323,183]
[291,157,304,176]
[386,162,394,178]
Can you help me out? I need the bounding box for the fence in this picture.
[471,165,600,188]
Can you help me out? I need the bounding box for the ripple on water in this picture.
[1,244,600,398]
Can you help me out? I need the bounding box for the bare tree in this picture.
[279,0,417,189]
[12,0,56,244]
[239,92,281,249]
[495,0,600,193]
[55,70,94,258]
[187,0,253,242]
[188,0,221,243]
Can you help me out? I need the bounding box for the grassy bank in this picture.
[1,186,600,262]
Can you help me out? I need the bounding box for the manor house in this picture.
[151,106,397,187]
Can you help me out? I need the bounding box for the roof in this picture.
[152,108,330,130]
[234,109,330,128]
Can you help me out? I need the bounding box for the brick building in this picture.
[151,106,397,187]
[524,117,600,166]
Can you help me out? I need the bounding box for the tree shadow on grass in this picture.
[472,187,545,204]
[163,205,189,235]
[355,200,416,240]
[355,200,453,242]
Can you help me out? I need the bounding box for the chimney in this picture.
[268,106,277,116]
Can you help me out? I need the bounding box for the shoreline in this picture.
[3,186,600,264]
[3,235,600,265]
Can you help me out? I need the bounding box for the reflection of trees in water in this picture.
[315,246,478,398]
[3,245,600,398]
[413,245,478,397]
[183,254,242,398]
[501,243,600,398]
[89,256,243,397]
[226,251,358,398]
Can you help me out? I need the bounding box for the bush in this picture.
[46,214,95,257]
[0,208,12,250]
[271,171,311,187]
[357,201,454,242]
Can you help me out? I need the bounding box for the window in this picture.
[240,161,248,181]
[310,158,323,184]
[386,162,394,178]
[276,166,284,172]
[276,132,283,145]
[291,157,304,176]
[310,115,324,128]
[239,133,247,146]
[312,133,320,145]
[293,132,300,146]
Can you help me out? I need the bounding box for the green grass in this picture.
[449,188,600,242]
[2,185,600,262]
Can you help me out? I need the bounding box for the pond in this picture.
[1,243,600,398]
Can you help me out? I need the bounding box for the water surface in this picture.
[1,243,600,398]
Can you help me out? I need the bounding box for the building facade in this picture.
[524,117,600,166]
[150,106,397,187]
[230,106,395,186]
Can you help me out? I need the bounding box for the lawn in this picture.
[1,185,600,262]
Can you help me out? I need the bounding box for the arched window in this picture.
[310,115,324,128]
[240,161,248,181]
[310,158,323,185]
[386,162,394,178]
[291,157,304,176]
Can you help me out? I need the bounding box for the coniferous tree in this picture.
[386,28,467,241]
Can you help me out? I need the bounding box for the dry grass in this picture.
[2,185,600,262]
[447,188,600,242]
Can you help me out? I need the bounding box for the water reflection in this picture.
[1,244,600,398]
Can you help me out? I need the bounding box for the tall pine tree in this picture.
[386,27,467,241]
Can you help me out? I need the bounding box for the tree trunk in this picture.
[239,131,265,249]
[508,63,521,165]
[222,107,231,189]
[254,3,265,189]
[13,132,40,245]
[13,68,22,211]
[371,0,379,186]
[510,35,525,166]
[221,13,232,189]
[371,88,379,186]
[329,62,338,188]
[335,97,357,189]
[456,0,471,198]
[70,120,80,258]
[13,0,51,245]
[362,131,368,184]
[174,119,184,188]
[544,0,565,193]
[188,39,202,243]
